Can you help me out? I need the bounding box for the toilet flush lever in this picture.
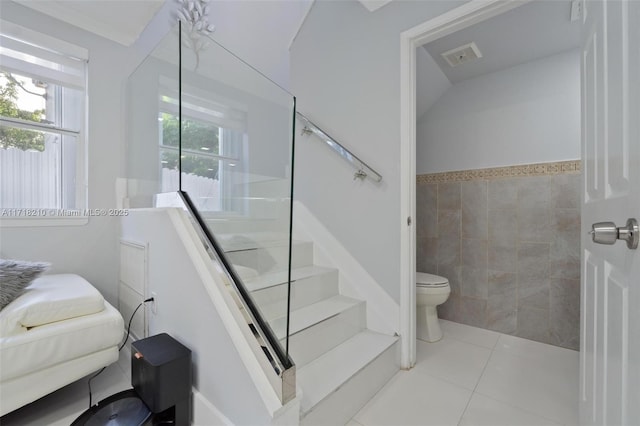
[590,218,638,249]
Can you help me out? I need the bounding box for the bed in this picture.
[0,274,124,416]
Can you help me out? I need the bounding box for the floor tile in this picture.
[475,349,579,425]
[1,362,130,426]
[346,418,364,426]
[440,319,500,349]
[415,337,491,390]
[354,370,471,426]
[459,393,562,426]
[494,333,578,364]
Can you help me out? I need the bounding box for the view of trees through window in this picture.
[160,112,221,179]
[0,72,47,152]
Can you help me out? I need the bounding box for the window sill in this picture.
[0,216,89,228]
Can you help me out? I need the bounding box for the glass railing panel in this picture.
[126,27,180,208]
[125,22,295,401]
[178,25,295,368]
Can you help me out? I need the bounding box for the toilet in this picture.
[416,272,451,342]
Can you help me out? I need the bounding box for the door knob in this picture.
[590,218,638,249]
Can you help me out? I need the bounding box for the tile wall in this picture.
[416,161,581,350]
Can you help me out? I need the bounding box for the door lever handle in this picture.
[590,218,638,249]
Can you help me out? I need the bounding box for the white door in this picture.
[580,0,640,425]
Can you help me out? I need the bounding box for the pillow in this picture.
[0,259,50,310]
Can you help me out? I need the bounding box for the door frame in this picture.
[398,0,531,368]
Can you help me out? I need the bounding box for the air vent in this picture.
[441,42,483,68]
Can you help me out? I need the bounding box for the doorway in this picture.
[400,1,640,424]
[414,1,581,346]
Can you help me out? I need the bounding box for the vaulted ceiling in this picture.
[422,0,581,84]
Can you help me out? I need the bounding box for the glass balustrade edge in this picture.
[177,191,296,404]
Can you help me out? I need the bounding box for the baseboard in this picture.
[292,201,398,335]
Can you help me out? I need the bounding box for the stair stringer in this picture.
[121,208,298,425]
[292,201,399,336]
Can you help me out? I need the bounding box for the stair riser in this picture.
[225,241,314,273]
[286,302,366,368]
[300,342,399,426]
[251,270,340,320]
[204,218,285,235]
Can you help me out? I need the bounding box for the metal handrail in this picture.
[296,112,382,183]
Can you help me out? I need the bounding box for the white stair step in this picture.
[249,266,338,317]
[298,330,398,421]
[287,298,365,367]
[216,232,291,251]
[204,217,286,235]
[245,265,337,293]
[269,295,362,340]
[225,240,314,273]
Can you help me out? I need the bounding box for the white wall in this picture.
[416,47,451,120]
[290,0,466,302]
[207,0,312,90]
[416,49,581,174]
[0,1,155,305]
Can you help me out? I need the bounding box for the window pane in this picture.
[0,71,46,125]
[0,124,77,209]
[160,148,221,211]
[160,112,220,155]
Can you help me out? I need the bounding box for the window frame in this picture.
[157,85,248,217]
[0,20,88,227]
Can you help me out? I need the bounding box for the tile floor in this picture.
[349,320,579,426]
[1,320,579,426]
[0,356,131,426]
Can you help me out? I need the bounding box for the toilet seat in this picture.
[416,272,449,288]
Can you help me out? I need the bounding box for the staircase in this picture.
[215,228,399,425]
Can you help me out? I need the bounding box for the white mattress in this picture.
[0,301,124,382]
[1,274,106,336]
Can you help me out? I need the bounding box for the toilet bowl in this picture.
[416,272,451,342]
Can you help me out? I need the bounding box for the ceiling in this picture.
[422,0,581,84]
[14,0,165,46]
[357,0,394,12]
[12,0,393,49]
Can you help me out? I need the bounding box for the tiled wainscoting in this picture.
[416,161,581,350]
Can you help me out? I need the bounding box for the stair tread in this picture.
[214,231,305,252]
[245,265,336,292]
[270,295,362,339]
[298,330,398,414]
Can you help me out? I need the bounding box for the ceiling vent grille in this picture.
[441,42,483,67]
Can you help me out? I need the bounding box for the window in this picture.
[158,84,247,214]
[0,20,88,219]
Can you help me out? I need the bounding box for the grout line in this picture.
[471,341,493,393]
[458,328,508,425]
[457,392,474,426]
[407,363,476,392]
[470,390,566,426]
[438,320,501,349]
[490,332,501,350]
[456,333,494,426]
